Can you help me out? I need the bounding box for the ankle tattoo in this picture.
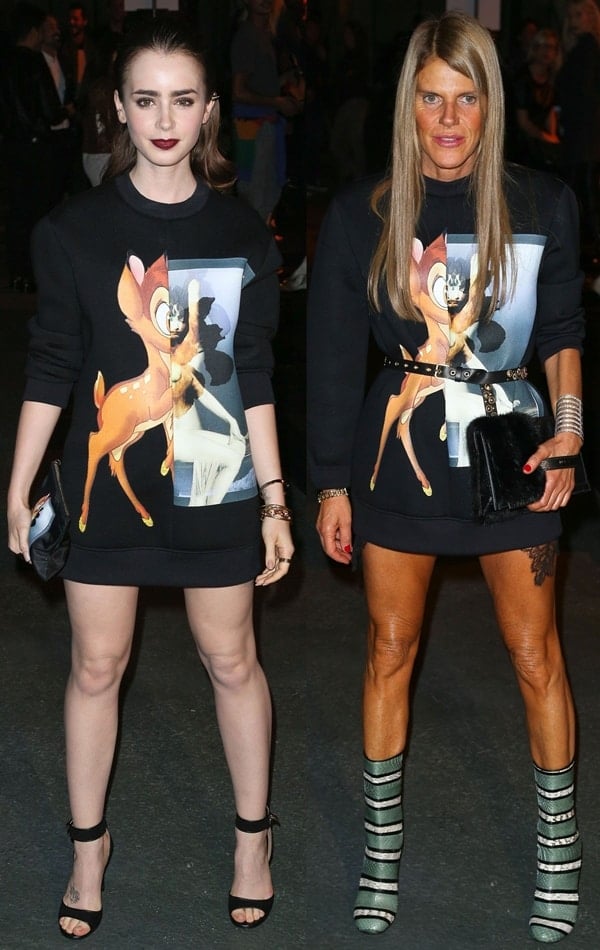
[68,883,80,904]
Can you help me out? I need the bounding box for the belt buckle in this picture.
[434,364,444,378]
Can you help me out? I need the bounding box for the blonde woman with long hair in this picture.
[308,11,585,944]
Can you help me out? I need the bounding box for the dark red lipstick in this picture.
[151,139,178,150]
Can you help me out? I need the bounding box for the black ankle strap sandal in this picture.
[234,809,279,834]
[58,817,113,941]
[229,808,279,930]
[66,817,107,842]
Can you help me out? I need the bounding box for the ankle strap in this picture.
[67,817,107,842]
[235,808,278,834]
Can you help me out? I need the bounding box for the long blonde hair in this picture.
[563,0,600,52]
[368,11,514,322]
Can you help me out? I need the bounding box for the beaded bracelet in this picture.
[260,504,292,522]
[317,488,349,504]
[555,394,584,443]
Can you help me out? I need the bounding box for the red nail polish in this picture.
[522,463,532,473]
[343,544,352,553]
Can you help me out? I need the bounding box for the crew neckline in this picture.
[424,174,471,197]
[115,173,211,219]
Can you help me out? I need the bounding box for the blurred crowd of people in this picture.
[0,1,120,291]
[1,0,600,294]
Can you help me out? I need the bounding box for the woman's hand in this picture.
[316,495,353,564]
[7,497,33,564]
[524,432,583,512]
[255,517,295,586]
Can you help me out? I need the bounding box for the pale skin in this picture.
[316,57,582,775]
[7,48,293,935]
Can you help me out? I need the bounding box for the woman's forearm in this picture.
[543,348,583,452]
[8,400,63,506]
[544,348,582,407]
[244,403,286,504]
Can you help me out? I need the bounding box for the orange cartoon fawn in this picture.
[370,234,451,497]
[79,253,176,532]
[370,234,483,495]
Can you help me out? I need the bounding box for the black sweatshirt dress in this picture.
[25,174,280,586]
[307,165,585,555]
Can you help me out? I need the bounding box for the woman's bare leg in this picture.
[354,545,435,933]
[479,545,575,767]
[184,583,272,926]
[362,545,436,757]
[59,581,138,938]
[480,545,580,942]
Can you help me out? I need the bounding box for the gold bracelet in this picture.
[260,504,292,522]
[317,488,348,504]
[259,477,288,499]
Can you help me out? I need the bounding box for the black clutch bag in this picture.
[466,413,589,524]
[28,460,71,580]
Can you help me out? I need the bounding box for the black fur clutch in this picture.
[466,413,588,524]
[28,460,70,580]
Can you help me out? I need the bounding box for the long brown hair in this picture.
[104,15,235,191]
[368,11,514,322]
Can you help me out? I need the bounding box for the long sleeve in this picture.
[307,192,372,488]
[24,213,84,407]
[234,231,281,409]
[534,181,585,364]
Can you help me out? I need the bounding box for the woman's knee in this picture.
[507,632,566,692]
[366,619,420,678]
[202,646,258,691]
[70,652,128,697]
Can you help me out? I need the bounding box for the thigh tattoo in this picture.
[522,541,558,586]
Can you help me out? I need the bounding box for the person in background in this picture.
[41,13,79,206]
[80,30,119,185]
[512,28,562,172]
[308,11,584,944]
[61,1,93,100]
[230,0,301,223]
[506,16,539,78]
[0,1,66,291]
[556,0,600,252]
[329,19,370,183]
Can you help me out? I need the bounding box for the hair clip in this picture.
[210,93,220,101]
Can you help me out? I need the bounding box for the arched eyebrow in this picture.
[131,88,200,97]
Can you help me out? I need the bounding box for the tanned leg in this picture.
[479,544,575,768]
[362,545,436,758]
[354,546,435,933]
[480,544,580,943]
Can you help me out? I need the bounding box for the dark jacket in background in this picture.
[0,45,65,143]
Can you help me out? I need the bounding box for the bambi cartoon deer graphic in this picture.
[370,234,451,496]
[78,253,176,532]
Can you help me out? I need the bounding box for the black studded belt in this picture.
[382,356,528,385]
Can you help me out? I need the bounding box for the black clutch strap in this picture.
[383,356,528,386]
[540,456,580,470]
